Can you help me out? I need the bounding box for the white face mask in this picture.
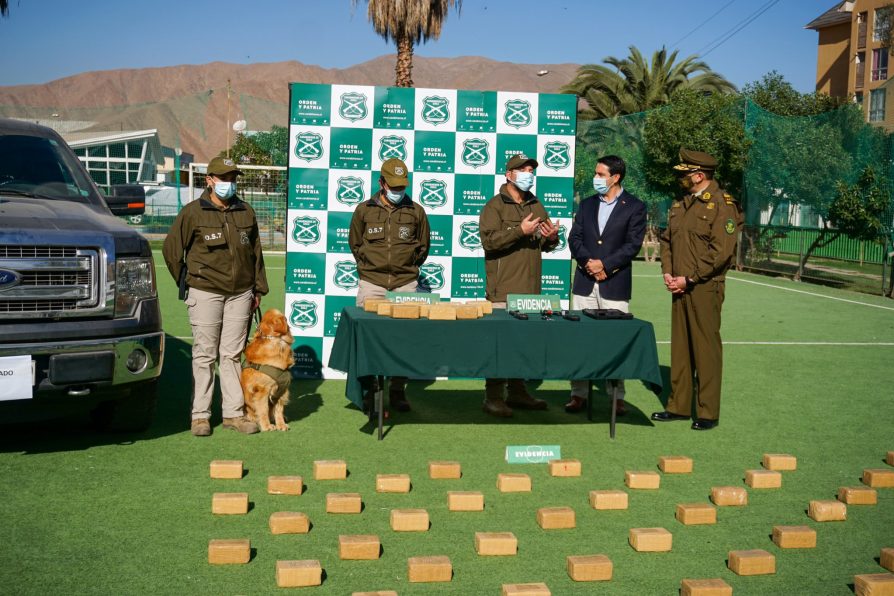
[593,176,611,195]
[214,181,237,200]
[384,189,404,204]
[512,171,535,192]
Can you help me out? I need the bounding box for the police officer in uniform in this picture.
[651,149,743,431]
[163,155,268,436]
[479,154,560,417]
[348,158,430,412]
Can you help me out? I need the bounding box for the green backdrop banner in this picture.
[285,83,577,378]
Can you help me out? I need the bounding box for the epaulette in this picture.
[723,192,735,205]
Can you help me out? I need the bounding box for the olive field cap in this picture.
[506,153,539,171]
[207,156,244,176]
[673,148,718,172]
[381,158,410,187]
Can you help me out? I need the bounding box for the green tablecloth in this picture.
[328,307,663,408]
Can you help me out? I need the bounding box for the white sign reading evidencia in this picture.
[0,355,33,401]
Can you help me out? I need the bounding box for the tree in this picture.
[1,0,9,17]
[351,0,461,88]
[739,73,888,276]
[642,88,748,199]
[220,126,289,167]
[741,71,846,116]
[562,46,736,120]
[878,4,894,55]
[796,167,893,281]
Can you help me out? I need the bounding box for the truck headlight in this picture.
[115,257,157,317]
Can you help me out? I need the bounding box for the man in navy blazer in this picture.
[566,155,647,415]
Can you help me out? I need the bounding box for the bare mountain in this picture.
[0,56,580,160]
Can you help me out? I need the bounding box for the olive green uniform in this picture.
[348,192,430,291]
[479,182,558,410]
[162,189,268,297]
[659,179,743,420]
[479,184,559,303]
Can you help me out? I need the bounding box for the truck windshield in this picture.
[0,134,98,201]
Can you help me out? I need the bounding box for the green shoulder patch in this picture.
[724,218,735,235]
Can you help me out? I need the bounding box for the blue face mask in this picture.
[593,176,610,195]
[385,189,404,204]
[512,171,535,192]
[214,181,237,200]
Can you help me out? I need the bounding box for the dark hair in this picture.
[597,155,626,182]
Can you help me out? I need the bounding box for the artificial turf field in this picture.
[0,252,892,595]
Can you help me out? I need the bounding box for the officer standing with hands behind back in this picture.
[348,158,430,413]
[651,149,742,431]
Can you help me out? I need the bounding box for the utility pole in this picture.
[226,79,232,159]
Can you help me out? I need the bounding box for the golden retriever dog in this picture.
[241,308,294,431]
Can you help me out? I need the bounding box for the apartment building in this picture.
[807,0,893,130]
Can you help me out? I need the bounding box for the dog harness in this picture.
[242,361,292,395]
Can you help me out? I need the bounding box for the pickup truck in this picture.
[0,118,163,431]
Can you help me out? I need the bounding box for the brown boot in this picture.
[389,377,411,412]
[191,418,211,437]
[483,379,513,418]
[506,379,548,410]
[222,416,259,434]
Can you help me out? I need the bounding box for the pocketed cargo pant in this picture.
[666,280,725,421]
[186,287,253,420]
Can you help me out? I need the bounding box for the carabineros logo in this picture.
[294,132,324,162]
[289,300,319,330]
[461,138,489,168]
[421,95,450,125]
[459,221,481,250]
[333,260,359,290]
[292,215,322,246]
[543,141,570,171]
[503,99,532,129]
[419,179,448,209]
[379,135,408,161]
[335,176,365,206]
[418,262,445,290]
[338,91,368,122]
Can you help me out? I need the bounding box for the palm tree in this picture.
[351,0,461,87]
[562,46,736,120]
[1,0,9,17]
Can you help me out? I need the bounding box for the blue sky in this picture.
[0,0,835,92]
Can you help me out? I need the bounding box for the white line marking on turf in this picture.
[655,341,894,346]
[635,272,894,312]
[727,276,894,311]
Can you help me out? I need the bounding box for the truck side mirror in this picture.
[104,184,146,216]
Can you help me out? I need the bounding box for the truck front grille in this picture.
[0,246,78,258]
[0,246,100,318]
[0,300,81,313]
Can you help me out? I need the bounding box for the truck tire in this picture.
[90,379,158,432]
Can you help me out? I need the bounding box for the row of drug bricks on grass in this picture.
[207,452,894,593]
